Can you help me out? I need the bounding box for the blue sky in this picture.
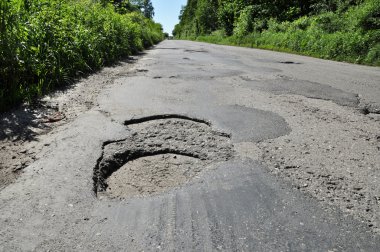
[151,0,187,35]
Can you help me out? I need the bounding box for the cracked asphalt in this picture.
[0,40,380,251]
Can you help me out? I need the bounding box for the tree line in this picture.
[174,0,379,66]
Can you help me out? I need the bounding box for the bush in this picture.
[366,43,380,65]
[218,2,236,36]
[233,6,254,38]
[356,0,380,30]
[313,12,343,33]
[0,0,163,112]
[291,16,311,30]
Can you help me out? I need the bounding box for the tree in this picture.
[195,0,219,35]
[218,2,236,36]
[111,0,139,14]
[131,0,154,19]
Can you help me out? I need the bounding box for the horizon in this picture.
[151,0,187,35]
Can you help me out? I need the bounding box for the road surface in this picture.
[0,40,380,251]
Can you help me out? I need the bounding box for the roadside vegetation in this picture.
[174,0,380,66]
[0,0,163,112]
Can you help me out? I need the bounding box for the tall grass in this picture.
[0,0,163,112]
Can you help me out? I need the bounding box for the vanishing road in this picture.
[1,40,380,251]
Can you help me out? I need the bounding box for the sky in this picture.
[151,0,187,35]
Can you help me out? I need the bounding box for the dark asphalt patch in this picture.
[241,76,359,107]
[201,105,291,142]
[154,47,183,50]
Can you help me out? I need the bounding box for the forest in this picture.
[174,0,380,66]
[0,0,163,112]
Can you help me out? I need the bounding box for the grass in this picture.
[0,0,163,112]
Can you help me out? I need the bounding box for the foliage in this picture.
[0,0,163,111]
[217,1,236,36]
[131,0,155,19]
[234,5,255,37]
[175,0,380,66]
[195,0,219,35]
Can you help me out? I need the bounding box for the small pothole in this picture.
[93,115,234,200]
[360,107,370,115]
[278,61,301,64]
[184,49,208,53]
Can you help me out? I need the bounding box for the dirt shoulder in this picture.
[0,56,140,190]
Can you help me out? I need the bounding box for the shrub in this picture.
[313,12,343,33]
[0,0,163,111]
[366,43,380,65]
[356,0,380,31]
[233,6,254,38]
[218,2,236,36]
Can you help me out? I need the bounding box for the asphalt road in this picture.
[1,40,380,251]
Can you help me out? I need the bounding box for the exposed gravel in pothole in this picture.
[106,154,202,199]
[94,117,234,200]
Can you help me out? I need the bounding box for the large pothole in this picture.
[94,115,234,199]
[106,154,201,199]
